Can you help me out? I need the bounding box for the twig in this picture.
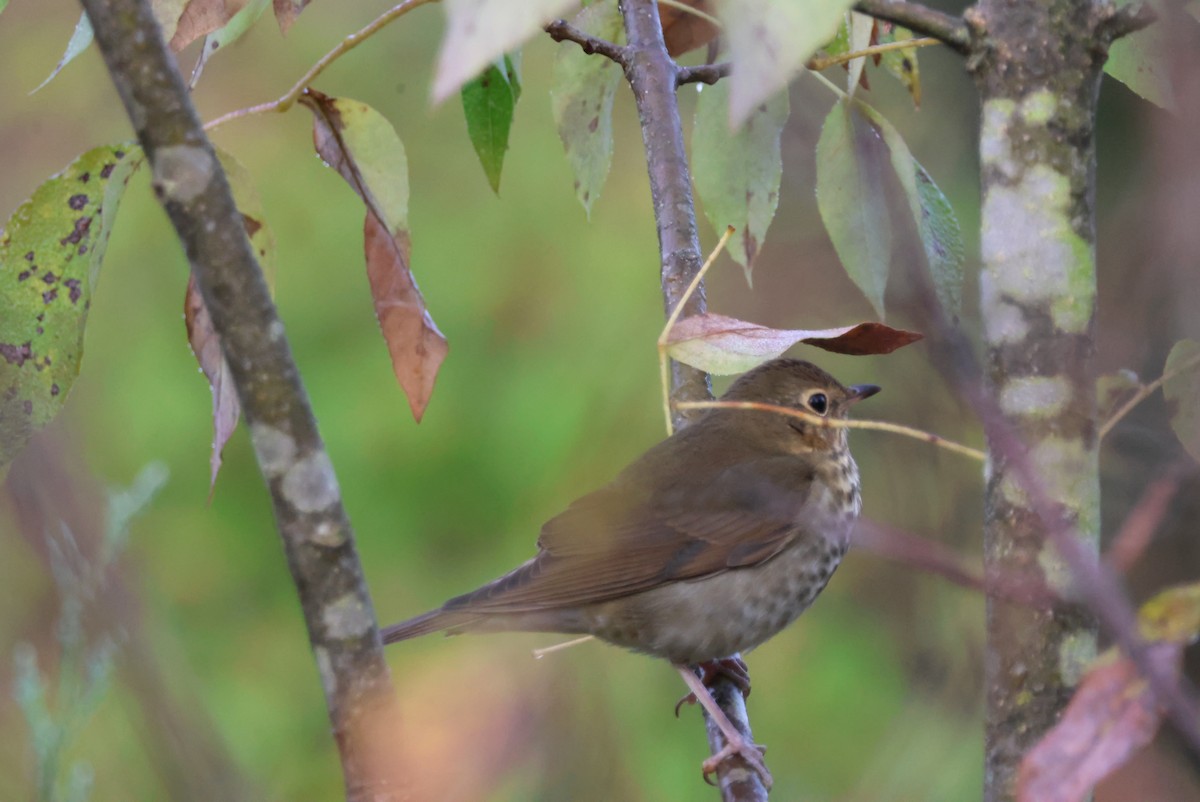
[79,1,399,799]
[658,226,734,435]
[1098,351,1200,441]
[806,37,939,71]
[1096,0,1158,43]
[853,0,971,53]
[204,0,437,132]
[675,400,987,462]
[677,62,730,86]
[545,18,630,65]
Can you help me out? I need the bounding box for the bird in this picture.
[383,358,880,787]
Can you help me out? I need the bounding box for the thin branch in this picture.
[78,1,399,799]
[1098,351,1200,441]
[545,18,630,65]
[807,37,940,71]
[677,61,730,87]
[204,0,437,132]
[853,0,971,53]
[675,400,987,462]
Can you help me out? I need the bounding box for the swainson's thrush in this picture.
[383,358,879,786]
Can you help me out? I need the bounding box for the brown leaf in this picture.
[184,274,241,496]
[362,215,448,422]
[272,0,311,33]
[1017,644,1182,802]
[658,0,718,57]
[301,89,447,421]
[665,313,922,374]
[169,0,243,51]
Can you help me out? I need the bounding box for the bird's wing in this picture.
[443,455,819,613]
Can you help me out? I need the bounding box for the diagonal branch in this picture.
[854,0,971,53]
[77,1,399,800]
[545,18,631,65]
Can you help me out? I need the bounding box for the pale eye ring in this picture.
[807,392,828,415]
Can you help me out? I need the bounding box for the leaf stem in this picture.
[204,0,438,132]
[1098,351,1200,441]
[676,399,987,461]
[656,0,722,28]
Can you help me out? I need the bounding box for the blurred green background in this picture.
[3,2,1199,800]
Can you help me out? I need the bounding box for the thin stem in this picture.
[1098,351,1200,441]
[675,400,987,461]
[808,37,939,71]
[204,0,437,132]
[853,0,971,53]
[658,226,734,435]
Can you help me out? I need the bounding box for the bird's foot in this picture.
[674,656,752,717]
[702,737,771,789]
[674,663,772,790]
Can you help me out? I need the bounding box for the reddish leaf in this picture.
[300,89,447,421]
[665,313,921,374]
[362,215,448,422]
[658,0,718,57]
[1017,644,1182,802]
[184,274,240,496]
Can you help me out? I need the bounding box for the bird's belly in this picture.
[584,533,849,665]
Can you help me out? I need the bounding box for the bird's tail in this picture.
[381,608,479,644]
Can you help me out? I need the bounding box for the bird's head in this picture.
[720,358,880,453]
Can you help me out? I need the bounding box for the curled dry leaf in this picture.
[184,275,240,496]
[170,0,243,51]
[272,0,312,33]
[1017,643,1182,802]
[658,0,718,56]
[665,312,922,375]
[300,89,447,421]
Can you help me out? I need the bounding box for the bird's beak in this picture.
[847,384,881,403]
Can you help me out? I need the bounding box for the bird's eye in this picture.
[807,392,828,415]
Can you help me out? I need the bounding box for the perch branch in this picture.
[78,1,398,799]
[618,0,758,798]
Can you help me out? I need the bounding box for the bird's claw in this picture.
[673,656,753,717]
[700,737,772,789]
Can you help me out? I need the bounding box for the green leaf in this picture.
[719,0,854,126]
[878,23,922,106]
[0,145,141,471]
[859,101,965,318]
[1105,0,1174,110]
[462,54,522,194]
[189,0,272,87]
[1163,339,1200,462]
[33,13,94,94]
[693,82,789,282]
[816,99,892,319]
[433,0,578,102]
[0,0,10,16]
[846,11,874,95]
[551,0,623,216]
[300,91,447,421]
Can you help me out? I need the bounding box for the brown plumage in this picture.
[383,358,879,786]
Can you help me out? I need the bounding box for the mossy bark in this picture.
[967,1,1115,798]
